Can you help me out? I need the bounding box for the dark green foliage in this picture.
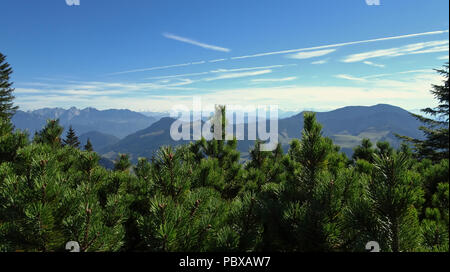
[0,53,18,120]
[0,145,127,251]
[1,108,448,252]
[0,118,28,164]
[368,152,424,251]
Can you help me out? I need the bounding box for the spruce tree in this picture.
[0,53,18,120]
[397,63,449,162]
[84,138,94,151]
[63,126,80,148]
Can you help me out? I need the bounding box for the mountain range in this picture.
[99,104,423,163]
[12,107,157,139]
[12,104,424,165]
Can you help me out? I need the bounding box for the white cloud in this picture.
[334,74,366,82]
[311,60,327,65]
[438,55,449,60]
[398,69,435,74]
[163,32,230,52]
[147,72,210,80]
[251,77,297,83]
[287,49,336,59]
[21,65,291,98]
[208,58,227,63]
[107,62,192,76]
[204,70,272,81]
[363,69,434,79]
[210,64,294,73]
[231,29,449,60]
[363,61,385,68]
[16,71,443,112]
[342,40,449,63]
[191,61,206,65]
[145,64,294,81]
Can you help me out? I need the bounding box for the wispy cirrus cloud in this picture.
[204,69,272,82]
[210,64,295,74]
[208,58,227,63]
[334,70,442,92]
[363,61,385,68]
[251,77,298,83]
[334,74,367,82]
[287,49,336,59]
[163,32,231,53]
[341,69,434,80]
[438,55,449,60]
[311,59,328,65]
[231,29,449,60]
[146,64,295,81]
[17,71,443,112]
[107,29,448,76]
[342,40,449,63]
[107,62,193,76]
[147,72,210,80]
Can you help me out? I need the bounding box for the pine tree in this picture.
[368,152,423,252]
[33,119,64,148]
[271,113,346,251]
[84,138,94,151]
[136,146,229,251]
[192,105,244,199]
[114,153,131,172]
[413,158,449,251]
[397,63,449,162]
[0,53,18,120]
[353,138,375,162]
[63,126,80,148]
[375,141,394,157]
[0,143,127,252]
[0,118,28,164]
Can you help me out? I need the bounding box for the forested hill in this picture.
[278,103,424,156]
[98,104,424,162]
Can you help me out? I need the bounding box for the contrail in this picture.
[163,33,231,53]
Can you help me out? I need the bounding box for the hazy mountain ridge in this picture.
[12,107,157,139]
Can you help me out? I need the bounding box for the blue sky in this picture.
[0,0,448,112]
